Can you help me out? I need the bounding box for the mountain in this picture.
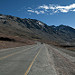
[0,14,75,47]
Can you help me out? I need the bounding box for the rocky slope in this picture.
[0,14,75,46]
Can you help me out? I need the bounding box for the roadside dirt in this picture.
[48,45,75,75]
[0,34,35,49]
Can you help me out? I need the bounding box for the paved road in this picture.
[0,43,56,75]
[0,43,75,75]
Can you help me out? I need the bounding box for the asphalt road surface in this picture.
[0,43,75,75]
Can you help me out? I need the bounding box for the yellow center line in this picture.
[0,46,36,60]
[24,46,43,75]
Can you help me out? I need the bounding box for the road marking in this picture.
[0,45,37,60]
[24,46,42,75]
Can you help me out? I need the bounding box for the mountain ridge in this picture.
[0,14,75,46]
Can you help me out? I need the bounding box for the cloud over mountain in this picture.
[27,9,45,14]
[27,3,75,15]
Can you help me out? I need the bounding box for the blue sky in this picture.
[0,0,75,28]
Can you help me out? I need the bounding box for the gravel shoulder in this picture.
[47,45,75,75]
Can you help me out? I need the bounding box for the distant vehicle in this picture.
[41,42,43,44]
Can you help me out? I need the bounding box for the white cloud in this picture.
[49,3,75,13]
[35,11,40,14]
[27,10,34,13]
[71,9,75,11]
[38,3,75,14]
[38,5,49,10]
[27,10,45,14]
[27,3,75,15]
[59,9,68,13]
[28,7,32,9]
[40,11,45,14]
[28,10,40,14]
